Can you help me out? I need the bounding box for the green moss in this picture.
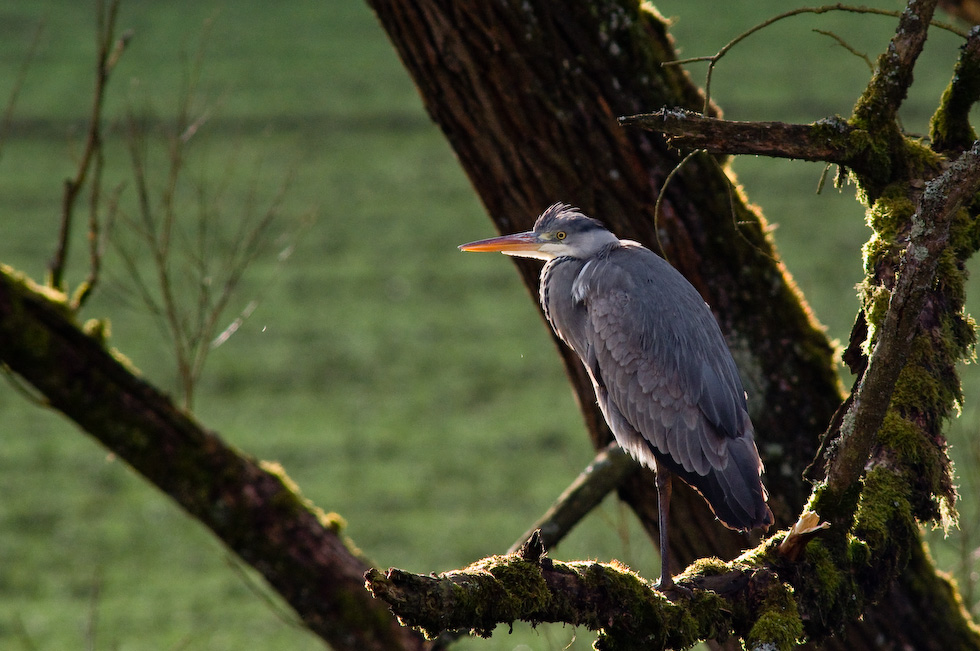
[82,317,111,344]
[846,536,871,568]
[439,556,540,638]
[902,137,944,178]
[1,264,70,309]
[804,540,843,609]
[853,467,917,580]
[930,47,980,150]
[792,536,862,637]
[745,582,804,651]
[849,143,979,523]
[736,535,782,568]
[876,411,928,464]
[845,125,892,184]
[676,556,731,579]
[321,511,347,534]
[258,459,350,536]
[685,588,732,643]
[864,185,915,242]
[950,202,980,257]
[486,559,550,615]
[892,339,957,418]
[857,281,890,355]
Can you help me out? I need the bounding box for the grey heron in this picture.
[459,203,773,589]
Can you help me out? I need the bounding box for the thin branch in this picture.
[0,267,426,651]
[48,0,127,292]
[853,0,938,129]
[664,3,964,115]
[653,148,704,260]
[812,29,874,71]
[508,444,638,554]
[931,25,980,153]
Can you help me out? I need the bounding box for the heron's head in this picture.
[458,203,618,261]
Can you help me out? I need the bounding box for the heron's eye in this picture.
[556,231,566,241]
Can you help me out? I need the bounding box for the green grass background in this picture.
[0,1,978,649]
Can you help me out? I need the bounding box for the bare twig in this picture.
[48,0,129,292]
[812,29,874,71]
[653,148,704,259]
[107,19,303,409]
[72,181,123,310]
[665,4,965,114]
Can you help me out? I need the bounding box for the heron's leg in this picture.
[655,463,673,589]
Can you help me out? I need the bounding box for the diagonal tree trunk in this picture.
[0,269,428,651]
[364,0,980,647]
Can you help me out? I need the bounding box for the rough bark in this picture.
[365,0,980,648]
[0,267,426,651]
[368,532,785,650]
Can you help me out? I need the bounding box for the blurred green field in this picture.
[1,1,978,649]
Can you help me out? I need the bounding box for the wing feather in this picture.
[552,243,771,531]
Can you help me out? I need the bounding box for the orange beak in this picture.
[458,231,542,254]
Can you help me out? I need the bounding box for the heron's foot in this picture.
[654,577,693,599]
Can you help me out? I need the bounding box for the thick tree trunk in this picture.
[365,0,979,647]
[0,268,426,651]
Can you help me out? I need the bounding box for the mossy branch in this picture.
[817,140,980,524]
[0,265,426,651]
[931,25,980,153]
[620,109,869,168]
[852,0,937,130]
[367,533,803,651]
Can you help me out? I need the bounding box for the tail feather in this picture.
[656,435,773,531]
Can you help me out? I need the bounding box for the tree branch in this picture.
[48,0,127,294]
[931,25,980,153]
[508,443,638,554]
[366,534,795,650]
[0,266,427,651]
[853,0,938,129]
[620,109,856,165]
[819,140,980,527]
